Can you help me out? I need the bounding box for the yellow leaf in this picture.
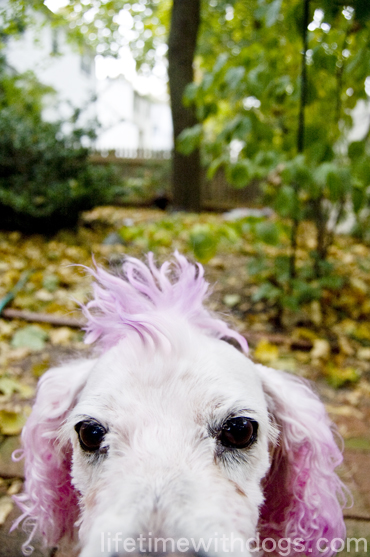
[324,365,360,389]
[223,294,241,308]
[31,361,50,377]
[0,410,26,435]
[357,348,370,361]
[310,339,330,361]
[338,336,355,356]
[272,357,297,372]
[349,277,368,295]
[325,404,364,419]
[49,327,73,345]
[254,339,279,364]
[7,479,22,496]
[353,323,370,342]
[0,496,13,526]
[309,300,322,326]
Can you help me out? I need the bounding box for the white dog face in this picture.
[13,254,347,557]
[68,328,273,556]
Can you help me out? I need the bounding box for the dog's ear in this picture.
[12,359,94,553]
[257,364,348,557]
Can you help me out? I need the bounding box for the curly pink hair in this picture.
[258,364,349,556]
[81,251,248,352]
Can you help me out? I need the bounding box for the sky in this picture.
[44,0,168,100]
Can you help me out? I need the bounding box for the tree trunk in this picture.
[168,0,201,212]
[290,0,310,280]
[297,0,310,154]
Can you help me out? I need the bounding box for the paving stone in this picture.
[0,437,24,479]
[343,519,370,557]
[343,449,370,518]
[0,499,50,557]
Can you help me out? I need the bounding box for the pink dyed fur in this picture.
[257,364,348,556]
[12,253,347,556]
[12,360,92,554]
[81,251,248,352]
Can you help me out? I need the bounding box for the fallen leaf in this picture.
[0,377,34,399]
[325,404,364,419]
[349,277,368,295]
[0,496,13,526]
[35,289,54,302]
[7,346,31,361]
[309,300,322,326]
[223,294,241,308]
[0,320,15,338]
[338,336,355,356]
[310,339,331,361]
[11,325,48,351]
[42,274,60,292]
[324,365,360,388]
[7,479,23,496]
[31,359,51,378]
[357,348,370,360]
[271,357,297,372]
[0,409,26,435]
[344,437,370,450]
[49,327,73,345]
[292,327,318,342]
[254,339,279,364]
[352,323,370,343]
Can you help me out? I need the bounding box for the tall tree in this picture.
[168,0,201,211]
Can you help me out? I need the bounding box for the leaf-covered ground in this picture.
[0,206,369,554]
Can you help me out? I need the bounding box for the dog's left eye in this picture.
[75,420,107,452]
[219,417,258,449]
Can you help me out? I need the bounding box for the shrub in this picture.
[0,59,118,233]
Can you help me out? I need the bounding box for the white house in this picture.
[3,7,97,127]
[347,99,370,143]
[95,76,173,153]
[2,3,173,153]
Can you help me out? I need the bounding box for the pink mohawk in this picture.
[82,252,248,353]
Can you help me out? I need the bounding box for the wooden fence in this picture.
[90,150,260,210]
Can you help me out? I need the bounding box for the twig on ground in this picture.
[1,308,84,329]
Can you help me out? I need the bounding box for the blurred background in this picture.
[0,1,370,555]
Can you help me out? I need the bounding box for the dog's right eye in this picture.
[219,417,258,449]
[75,420,107,452]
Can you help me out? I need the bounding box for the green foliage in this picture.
[0,59,118,232]
[189,224,219,263]
[6,0,370,317]
[248,249,344,315]
[179,0,370,317]
[254,221,281,245]
[177,124,202,156]
[118,213,279,262]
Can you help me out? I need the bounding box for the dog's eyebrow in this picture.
[71,413,108,426]
[226,408,258,418]
[61,412,109,438]
[213,405,258,418]
[72,414,105,425]
[209,408,258,433]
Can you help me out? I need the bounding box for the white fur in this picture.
[62,325,275,556]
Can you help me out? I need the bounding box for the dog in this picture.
[13,253,347,557]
